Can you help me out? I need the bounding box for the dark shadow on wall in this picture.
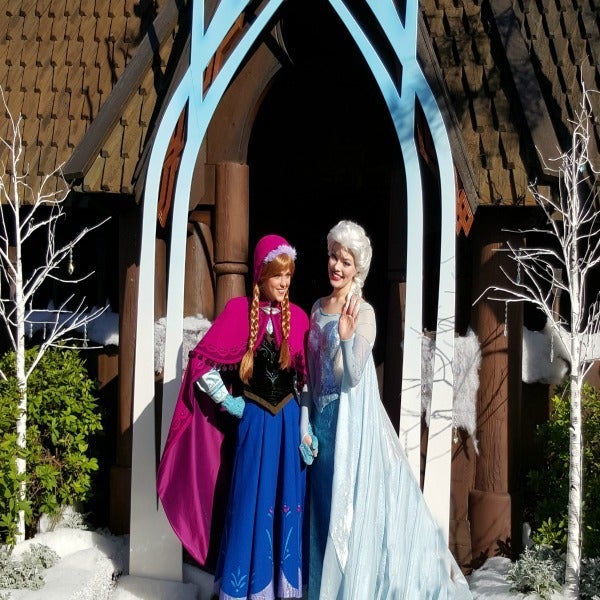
[247,0,401,366]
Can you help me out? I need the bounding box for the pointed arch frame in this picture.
[130,0,456,579]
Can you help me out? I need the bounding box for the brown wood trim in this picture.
[63,0,183,181]
[203,14,246,94]
[157,105,187,227]
[456,173,474,236]
[417,13,480,214]
[133,34,192,203]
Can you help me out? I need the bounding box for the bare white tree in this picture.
[0,88,108,542]
[478,87,599,598]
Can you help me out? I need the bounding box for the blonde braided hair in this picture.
[239,253,295,384]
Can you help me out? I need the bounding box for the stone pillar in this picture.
[469,209,523,564]
[214,162,249,313]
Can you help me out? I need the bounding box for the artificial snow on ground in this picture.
[4,527,215,600]
[1,527,568,599]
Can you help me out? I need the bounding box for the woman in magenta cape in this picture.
[157,234,312,600]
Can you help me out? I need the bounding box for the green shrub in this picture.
[0,346,102,546]
[507,545,563,599]
[580,557,600,599]
[527,382,600,558]
[509,547,600,600]
[0,377,29,547]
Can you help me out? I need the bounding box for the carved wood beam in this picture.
[417,13,480,215]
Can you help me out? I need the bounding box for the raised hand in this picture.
[339,293,361,341]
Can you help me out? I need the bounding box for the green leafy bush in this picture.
[527,382,600,558]
[0,375,29,547]
[0,346,102,546]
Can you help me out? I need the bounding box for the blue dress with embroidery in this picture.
[214,337,306,600]
[306,300,473,599]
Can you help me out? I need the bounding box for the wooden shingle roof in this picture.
[512,0,599,166]
[2,0,597,208]
[420,0,600,207]
[0,0,182,198]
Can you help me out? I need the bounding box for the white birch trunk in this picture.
[564,369,582,598]
[563,133,584,599]
[11,127,27,544]
[15,372,26,543]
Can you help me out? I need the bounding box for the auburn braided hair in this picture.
[239,253,295,384]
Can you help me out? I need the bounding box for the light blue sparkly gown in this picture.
[307,300,472,600]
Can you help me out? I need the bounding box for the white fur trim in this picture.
[263,244,296,264]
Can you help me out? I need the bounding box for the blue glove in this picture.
[308,423,319,454]
[222,394,245,418]
[299,423,319,465]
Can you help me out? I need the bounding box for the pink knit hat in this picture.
[253,234,297,283]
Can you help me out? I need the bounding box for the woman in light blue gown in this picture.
[301,220,472,599]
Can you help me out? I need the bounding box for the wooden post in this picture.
[450,234,477,569]
[214,162,249,313]
[110,204,140,535]
[469,209,523,564]
[155,237,167,320]
[383,171,406,431]
[184,216,215,320]
[383,279,405,431]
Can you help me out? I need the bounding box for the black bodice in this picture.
[244,337,296,414]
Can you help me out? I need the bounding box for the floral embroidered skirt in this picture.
[214,399,306,600]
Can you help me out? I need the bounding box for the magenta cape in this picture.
[156,296,308,569]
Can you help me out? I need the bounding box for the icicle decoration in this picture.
[503,301,508,337]
[550,327,554,363]
[68,247,75,275]
[83,322,88,348]
[516,254,521,285]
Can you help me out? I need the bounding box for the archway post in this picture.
[129,0,286,580]
[329,0,457,544]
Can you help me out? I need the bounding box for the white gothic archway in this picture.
[130,0,456,580]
